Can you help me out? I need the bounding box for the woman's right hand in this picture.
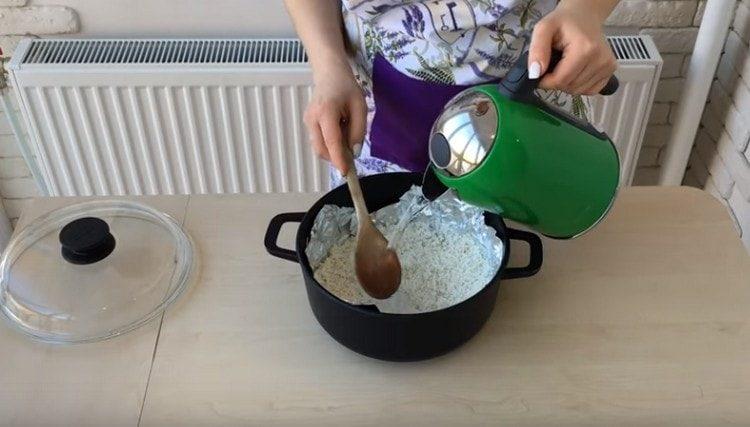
[304,57,367,175]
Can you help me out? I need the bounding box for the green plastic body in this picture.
[435,85,620,239]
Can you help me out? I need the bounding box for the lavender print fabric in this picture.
[330,0,592,187]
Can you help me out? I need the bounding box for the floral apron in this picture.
[333,0,590,187]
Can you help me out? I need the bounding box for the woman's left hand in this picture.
[528,0,618,96]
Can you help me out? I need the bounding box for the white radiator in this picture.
[594,35,663,184]
[7,37,661,197]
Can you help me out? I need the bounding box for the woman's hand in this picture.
[528,0,619,95]
[283,0,366,175]
[304,57,367,175]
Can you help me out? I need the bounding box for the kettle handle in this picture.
[499,50,619,100]
[498,50,618,140]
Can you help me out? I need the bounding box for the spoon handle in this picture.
[344,149,370,230]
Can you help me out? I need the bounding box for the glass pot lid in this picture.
[0,200,196,344]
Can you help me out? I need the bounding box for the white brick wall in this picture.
[0,6,77,35]
[0,94,36,226]
[0,2,75,223]
[683,0,750,251]
[607,0,698,27]
[0,1,27,7]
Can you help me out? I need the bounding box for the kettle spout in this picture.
[421,167,449,201]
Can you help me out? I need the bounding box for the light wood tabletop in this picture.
[1,187,748,426]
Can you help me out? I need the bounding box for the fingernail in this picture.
[353,143,362,158]
[528,61,542,79]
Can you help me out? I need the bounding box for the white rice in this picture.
[313,215,499,314]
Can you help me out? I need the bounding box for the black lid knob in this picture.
[59,217,116,265]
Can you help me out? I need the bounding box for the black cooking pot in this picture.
[264,172,542,361]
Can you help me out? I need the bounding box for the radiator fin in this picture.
[20,84,322,196]
[20,36,652,64]
[608,36,651,61]
[21,39,308,65]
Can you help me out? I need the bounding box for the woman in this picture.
[283,0,620,185]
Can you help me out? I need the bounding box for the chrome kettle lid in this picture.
[429,90,498,176]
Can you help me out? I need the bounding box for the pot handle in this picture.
[264,212,305,263]
[503,227,543,279]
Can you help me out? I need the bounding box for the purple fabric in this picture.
[369,54,476,172]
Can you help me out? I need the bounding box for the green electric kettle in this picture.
[423,50,621,239]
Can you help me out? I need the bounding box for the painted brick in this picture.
[727,186,750,247]
[733,1,750,44]
[680,54,692,77]
[654,78,685,102]
[0,6,78,36]
[649,102,671,124]
[724,105,750,152]
[668,104,676,125]
[682,168,701,187]
[717,51,741,90]
[711,80,750,152]
[694,0,706,26]
[0,0,26,6]
[696,130,735,198]
[730,75,750,114]
[632,166,660,186]
[604,26,641,35]
[709,81,733,120]
[637,146,662,167]
[0,157,29,179]
[1,197,30,219]
[661,53,685,78]
[0,35,23,58]
[643,124,672,147]
[723,31,750,82]
[0,135,22,158]
[0,177,39,198]
[705,98,730,139]
[716,180,744,235]
[687,150,709,186]
[640,27,699,53]
[705,176,726,201]
[704,176,742,237]
[717,131,750,201]
[607,0,698,27]
[700,104,725,142]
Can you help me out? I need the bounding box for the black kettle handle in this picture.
[499,50,619,99]
[498,49,618,140]
[264,212,305,263]
[503,227,544,279]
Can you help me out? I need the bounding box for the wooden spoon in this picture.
[344,148,402,299]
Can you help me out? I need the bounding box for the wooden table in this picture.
[0,187,748,426]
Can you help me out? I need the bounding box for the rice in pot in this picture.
[306,186,504,314]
